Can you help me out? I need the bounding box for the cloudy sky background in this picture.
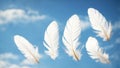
[0,0,120,68]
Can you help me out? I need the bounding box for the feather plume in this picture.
[86,37,110,64]
[88,8,112,41]
[62,14,82,61]
[14,35,41,63]
[43,21,59,60]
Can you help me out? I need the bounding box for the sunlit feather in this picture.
[14,35,41,63]
[43,21,59,60]
[86,37,110,64]
[62,14,82,61]
[88,8,112,41]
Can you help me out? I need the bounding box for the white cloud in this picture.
[0,53,31,68]
[0,53,18,60]
[9,64,30,68]
[0,9,46,24]
[21,59,34,65]
[0,60,31,68]
[0,60,9,68]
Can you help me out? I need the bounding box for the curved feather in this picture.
[88,8,112,41]
[43,21,59,60]
[62,14,82,61]
[14,35,41,63]
[86,37,110,64]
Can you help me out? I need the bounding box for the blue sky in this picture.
[0,0,120,68]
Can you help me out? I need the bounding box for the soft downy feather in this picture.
[88,8,112,41]
[14,35,41,63]
[43,21,59,60]
[86,37,110,64]
[62,14,82,61]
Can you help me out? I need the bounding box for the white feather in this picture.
[62,14,82,61]
[43,21,59,60]
[88,8,112,41]
[14,35,41,63]
[86,37,110,64]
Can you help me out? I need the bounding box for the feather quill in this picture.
[86,37,110,64]
[88,8,112,41]
[14,35,41,63]
[62,14,82,61]
[43,21,59,60]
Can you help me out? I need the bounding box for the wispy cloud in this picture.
[103,44,114,51]
[80,16,90,31]
[80,20,90,31]
[115,37,120,44]
[0,53,31,68]
[0,27,7,31]
[0,9,46,24]
[113,20,120,30]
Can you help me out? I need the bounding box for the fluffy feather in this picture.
[62,14,82,61]
[43,21,59,60]
[14,35,41,63]
[86,37,110,64]
[88,8,112,41]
